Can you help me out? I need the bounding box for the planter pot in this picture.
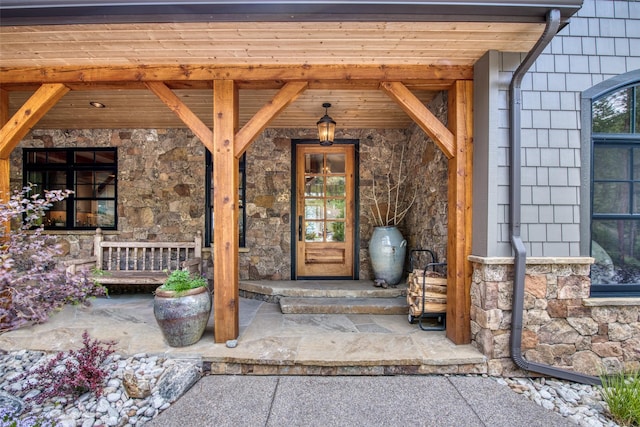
[153,286,211,347]
[368,226,407,286]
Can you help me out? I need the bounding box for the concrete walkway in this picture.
[0,294,572,426]
[147,375,569,427]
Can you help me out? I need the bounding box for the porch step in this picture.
[240,280,407,301]
[279,297,409,315]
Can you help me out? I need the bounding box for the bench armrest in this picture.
[64,257,97,274]
[181,257,202,275]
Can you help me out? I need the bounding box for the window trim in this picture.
[23,147,118,230]
[581,70,640,297]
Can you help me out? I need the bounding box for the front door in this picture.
[295,143,355,278]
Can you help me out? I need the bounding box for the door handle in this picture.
[298,216,303,241]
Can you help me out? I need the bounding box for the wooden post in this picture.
[94,228,104,265]
[0,89,9,239]
[446,80,474,344]
[212,80,240,343]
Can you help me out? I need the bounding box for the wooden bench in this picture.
[65,228,203,291]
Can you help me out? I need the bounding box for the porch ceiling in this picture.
[1,18,548,129]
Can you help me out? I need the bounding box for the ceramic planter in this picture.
[368,226,407,286]
[153,286,211,347]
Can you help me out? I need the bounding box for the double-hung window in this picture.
[23,148,117,230]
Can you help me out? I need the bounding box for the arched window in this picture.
[589,76,640,297]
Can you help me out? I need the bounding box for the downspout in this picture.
[508,9,601,386]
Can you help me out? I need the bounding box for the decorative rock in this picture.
[123,371,151,399]
[106,392,121,403]
[557,387,580,403]
[151,394,165,409]
[0,390,24,416]
[56,416,76,427]
[157,361,202,403]
[0,349,620,427]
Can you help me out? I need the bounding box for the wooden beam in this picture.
[145,81,214,153]
[235,81,308,157]
[0,64,473,86]
[380,81,455,159]
[0,89,8,126]
[0,89,9,240]
[446,80,474,345]
[0,83,70,158]
[1,80,454,92]
[212,79,240,343]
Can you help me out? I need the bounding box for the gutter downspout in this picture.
[508,8,601,386]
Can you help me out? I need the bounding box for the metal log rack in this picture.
[407,249,447,331]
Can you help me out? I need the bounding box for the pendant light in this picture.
[316,103,336,146]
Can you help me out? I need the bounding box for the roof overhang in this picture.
[1,0,582,26]
[0,0,583,130]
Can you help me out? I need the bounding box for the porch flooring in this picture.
[0,281,487,375]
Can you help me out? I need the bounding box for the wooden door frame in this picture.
[291,139,360,280]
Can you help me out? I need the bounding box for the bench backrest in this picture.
[93,228,202,272]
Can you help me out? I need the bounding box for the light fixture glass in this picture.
[316,103,336,146]
[89,101,106,108]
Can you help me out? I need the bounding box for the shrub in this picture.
[0,184,106,332]
[600,370,640,426]
[20,330,116,404]
[158,269,207,293]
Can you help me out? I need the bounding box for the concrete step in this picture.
[279,297,409,315]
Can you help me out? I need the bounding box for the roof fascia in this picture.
[0,1,583,26]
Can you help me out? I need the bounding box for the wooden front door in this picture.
[295,144,355,278]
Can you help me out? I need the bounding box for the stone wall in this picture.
[402,92,449,267]
[470,257,640,377]
[12,128,207,260]
[13,123,447,282]
[242,127,415,280]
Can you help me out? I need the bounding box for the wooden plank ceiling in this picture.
[0,21,545,129]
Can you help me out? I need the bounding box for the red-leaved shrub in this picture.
[20,330,116,404]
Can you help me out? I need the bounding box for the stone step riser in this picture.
[279,297,408,315]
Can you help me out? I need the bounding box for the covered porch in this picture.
[0,1,582,347]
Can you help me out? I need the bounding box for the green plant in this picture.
[600,370,640,426]
[158,269,207,294]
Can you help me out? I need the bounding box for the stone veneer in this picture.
[470,256,640,377]
[402,93,449,266]
[12,129,207,260]
[13,116,448,283]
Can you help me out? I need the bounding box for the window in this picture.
[23,148,117,230]
[590,81,640,296]
[205,151,246,247]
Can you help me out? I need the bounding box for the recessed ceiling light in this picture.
[89,101,106,108]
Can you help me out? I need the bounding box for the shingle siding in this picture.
[491,0,639,257]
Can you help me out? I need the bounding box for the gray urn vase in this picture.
[153,286,211,347]
[368,226,407,286]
